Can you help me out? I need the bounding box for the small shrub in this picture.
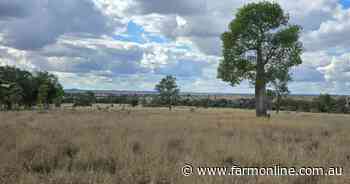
[131,141,142,154]
[167,139,184,152]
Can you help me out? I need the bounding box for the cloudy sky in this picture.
[0,0,349,94]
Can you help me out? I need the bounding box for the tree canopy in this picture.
[218,1,303,116]
[0,66,64,110]
[155,75,180,110]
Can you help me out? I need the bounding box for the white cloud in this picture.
[301,51,333,67]
[125,0,342,56]
[302,5,350,52]
[0,0,124,50]
[0,45,36,70]
[1,0,350,94]
[316,54,350,94]
[318,54,350,82]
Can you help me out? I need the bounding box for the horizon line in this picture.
[64,89,350,96]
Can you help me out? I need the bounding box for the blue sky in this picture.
[0,0,350,94]
[114,21,146,44]
[340,0,350,8]
[114,21,170,44]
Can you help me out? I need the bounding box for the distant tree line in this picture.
[148,94,349,114]
[277,94,350,114]
[68,91,350,115]
[0,66,64,111]
[64,74,350,115]
[63,93,139,108]
[144,95,256,109]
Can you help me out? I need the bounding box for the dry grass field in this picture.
[1,107,350,184]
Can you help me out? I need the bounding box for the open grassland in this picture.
[1,108,350,184]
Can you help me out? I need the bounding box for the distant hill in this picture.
[65,89,158,95]
[64,89,252,97]
[64,89,339,98]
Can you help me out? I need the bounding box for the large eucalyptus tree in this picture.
[218,2,303,116]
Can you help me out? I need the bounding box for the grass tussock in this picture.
[1,108,350,183]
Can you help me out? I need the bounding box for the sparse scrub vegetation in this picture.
[2,108,350,183]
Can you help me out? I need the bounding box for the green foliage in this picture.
[218,1,303,116]
[219,2,302,85]
[269,70,291,113]
[0,66,64,111]
[129,96,139,107]
[35,71,64,105]
[1,84,24,110]
[266,89,276,98]
[141,96,148,107]
[316,94,336,113]
[278,98,315,112]
[86,91,96,104]
[334,97,350,113]
[37,83,50,109]
[1,66,33,109]
[275,94,349,114]
[69,94,141,107]
[73,92,96,107]
[155,75,180,110]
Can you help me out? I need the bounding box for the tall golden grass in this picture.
[1,107,350,183]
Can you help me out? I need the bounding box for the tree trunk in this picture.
[6,102,12,111]
[255,46,267,117]
[168,97,172,111]
[255,80,266,117]
[276,95,281,114]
